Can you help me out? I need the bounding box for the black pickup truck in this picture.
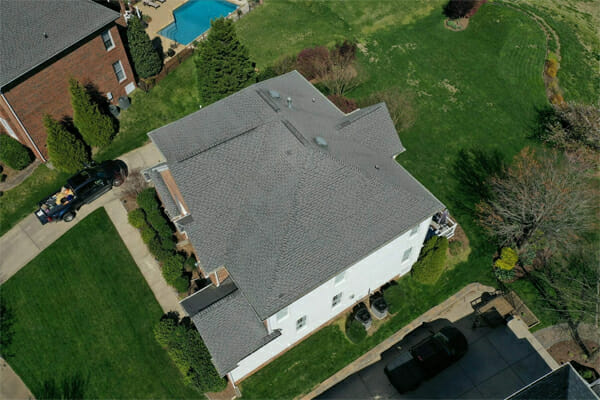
[35,160,127,225]
[384,326,468,394]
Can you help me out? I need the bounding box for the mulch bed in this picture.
[548,339,600,371]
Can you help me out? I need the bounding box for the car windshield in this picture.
[433,332,454,355]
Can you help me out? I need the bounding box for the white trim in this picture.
[0,93,45,161]
[0,117,18,140]
[101,29,116,52]
[112,60,126,83]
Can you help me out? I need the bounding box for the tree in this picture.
[531,247,599,356]
[43,115,88,173]
[360,89,417,132]
[443,0,477,19]
[477,148,596,252]
[537,103,600,152]
[69,78,114,147]
[0,134,33,170]
[195,18,255,104]
[127,16,162,78]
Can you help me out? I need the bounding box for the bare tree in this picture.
[119,169,147,200]
[477,147,597,251]
[532,248,600,356]
[539,102,600,152]
[360,89,417,132]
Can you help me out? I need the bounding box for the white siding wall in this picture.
[228,216,433,382]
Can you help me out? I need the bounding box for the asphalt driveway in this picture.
[318,315,554,399]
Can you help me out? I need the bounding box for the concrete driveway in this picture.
[318,315,557,400]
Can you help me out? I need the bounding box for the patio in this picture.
[131,0,248,58]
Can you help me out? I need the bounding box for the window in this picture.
[112,60,126,82]
[276,307,288,322]
[332,293,342,308]
[410,224,419,236]
[101,30,115,51]
[296,315,307,331]
[402,247,412,263]
[334,271,345,286]
[106,92,113,101]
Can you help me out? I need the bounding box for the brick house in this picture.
[0,0,136,161]
[146,71,448,385]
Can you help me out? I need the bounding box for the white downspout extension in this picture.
[0,92,46,162]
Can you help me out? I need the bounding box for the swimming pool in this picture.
[158,0,237,45]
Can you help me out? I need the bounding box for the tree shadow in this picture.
[152,37,166,62]
[0,297,16,358]
[38,372,88,400]
[60,116,92,160]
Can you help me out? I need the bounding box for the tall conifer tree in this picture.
[69,79,114,147]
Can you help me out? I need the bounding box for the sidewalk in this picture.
[0,358,34,400]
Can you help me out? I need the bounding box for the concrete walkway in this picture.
[303,283,496,399]
[0,358,34,400]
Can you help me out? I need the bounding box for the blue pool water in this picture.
[158,0,237,45]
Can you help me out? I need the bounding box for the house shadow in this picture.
[60,116,92,159]
[84,82,120,133]
[152,37,166,62]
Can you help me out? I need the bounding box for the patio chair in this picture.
[143,0,160,8]
[156,0,166,3]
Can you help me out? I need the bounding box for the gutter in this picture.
[0,92,46,162]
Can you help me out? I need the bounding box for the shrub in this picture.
[148,237,172,262]
[545,59,559,78]
[69,79,114,147]
[146,209,173,240]
[327,94,358,113]
[296,46,330,80]
[140,224,156,244]
[173,276,189,293]
[127,208,146,229]
[43,115,89,173]
[273,54,297,75]
[411,236,449,285]
[443,0,476,19]
[160,236,176,251]
[494,267,515,282]
[359,89,416,132]
[494,247,518,270]
[0,135,32,170]
[383,284,403,314]
[154,314,226,392]
[449,240,463,256]
[137,188,159,212]
[127,17,163,78]
[345,317,366,344]
[256,66,278,82]
[184,256,197,272]
[162,254,185,285]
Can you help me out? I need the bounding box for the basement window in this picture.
[296,315,307,331]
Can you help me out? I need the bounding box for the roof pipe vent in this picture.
[286,97,292,109]
[314,136,328,148]
[43,32,48,38]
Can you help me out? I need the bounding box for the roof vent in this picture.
[286,97,292,109]
[314,136,328,148]
[43,32,48,38]
[269,90,280,99]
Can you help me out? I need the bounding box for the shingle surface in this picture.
[191,289,281,376]
[0,0,118,88]
[149,170,179,219]
[149,71,445,321]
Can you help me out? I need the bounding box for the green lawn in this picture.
[0,165,69,236]
[0,209,200,399]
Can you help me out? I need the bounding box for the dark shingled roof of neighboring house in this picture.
[0,0,119,88]
[149,71,444,324]
[191,288,281,376]
[507,363,599,400]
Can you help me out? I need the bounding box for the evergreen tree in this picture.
[195,18,256,104]
[127,17,162,78]
[69,78,114,147]
[44,115,88,173]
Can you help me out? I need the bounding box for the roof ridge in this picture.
[335,104,383,130]
[175,125,260,162]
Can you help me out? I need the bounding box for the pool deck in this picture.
[135,0,248,57]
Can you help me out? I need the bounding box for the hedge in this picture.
[161,254,185,285]
[154,314,226,393]
[0,135,32,170]
[127,208,146,229]
[411,236,449,285]
[148,237,173,262]
[137,188,159,212]
[173,276,189,293]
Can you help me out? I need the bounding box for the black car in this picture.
[384,326,468,393]
[35,160,127,224]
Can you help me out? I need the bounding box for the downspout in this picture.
[0,92,46,161]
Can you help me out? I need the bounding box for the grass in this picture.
[0,165,69,236]
[0,209,199,399]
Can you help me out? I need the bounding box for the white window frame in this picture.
[402,247,413,263]
[334,271,345,286]
[101,29,115,51]
[276,307,288,322]
[332,292,343,308]
[410,224,419,237]
[296,315,307,331]
[112,60,126,83]
[0,118,19,140]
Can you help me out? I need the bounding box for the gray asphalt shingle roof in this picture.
[191,288,281,376]
[149,169,179,219]
[149,71,444,322]
[0,0,119,88]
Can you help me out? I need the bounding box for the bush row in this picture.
[128,188,189,293]
[154,313,226,393]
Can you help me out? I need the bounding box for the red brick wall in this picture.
[2,24,135,160]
